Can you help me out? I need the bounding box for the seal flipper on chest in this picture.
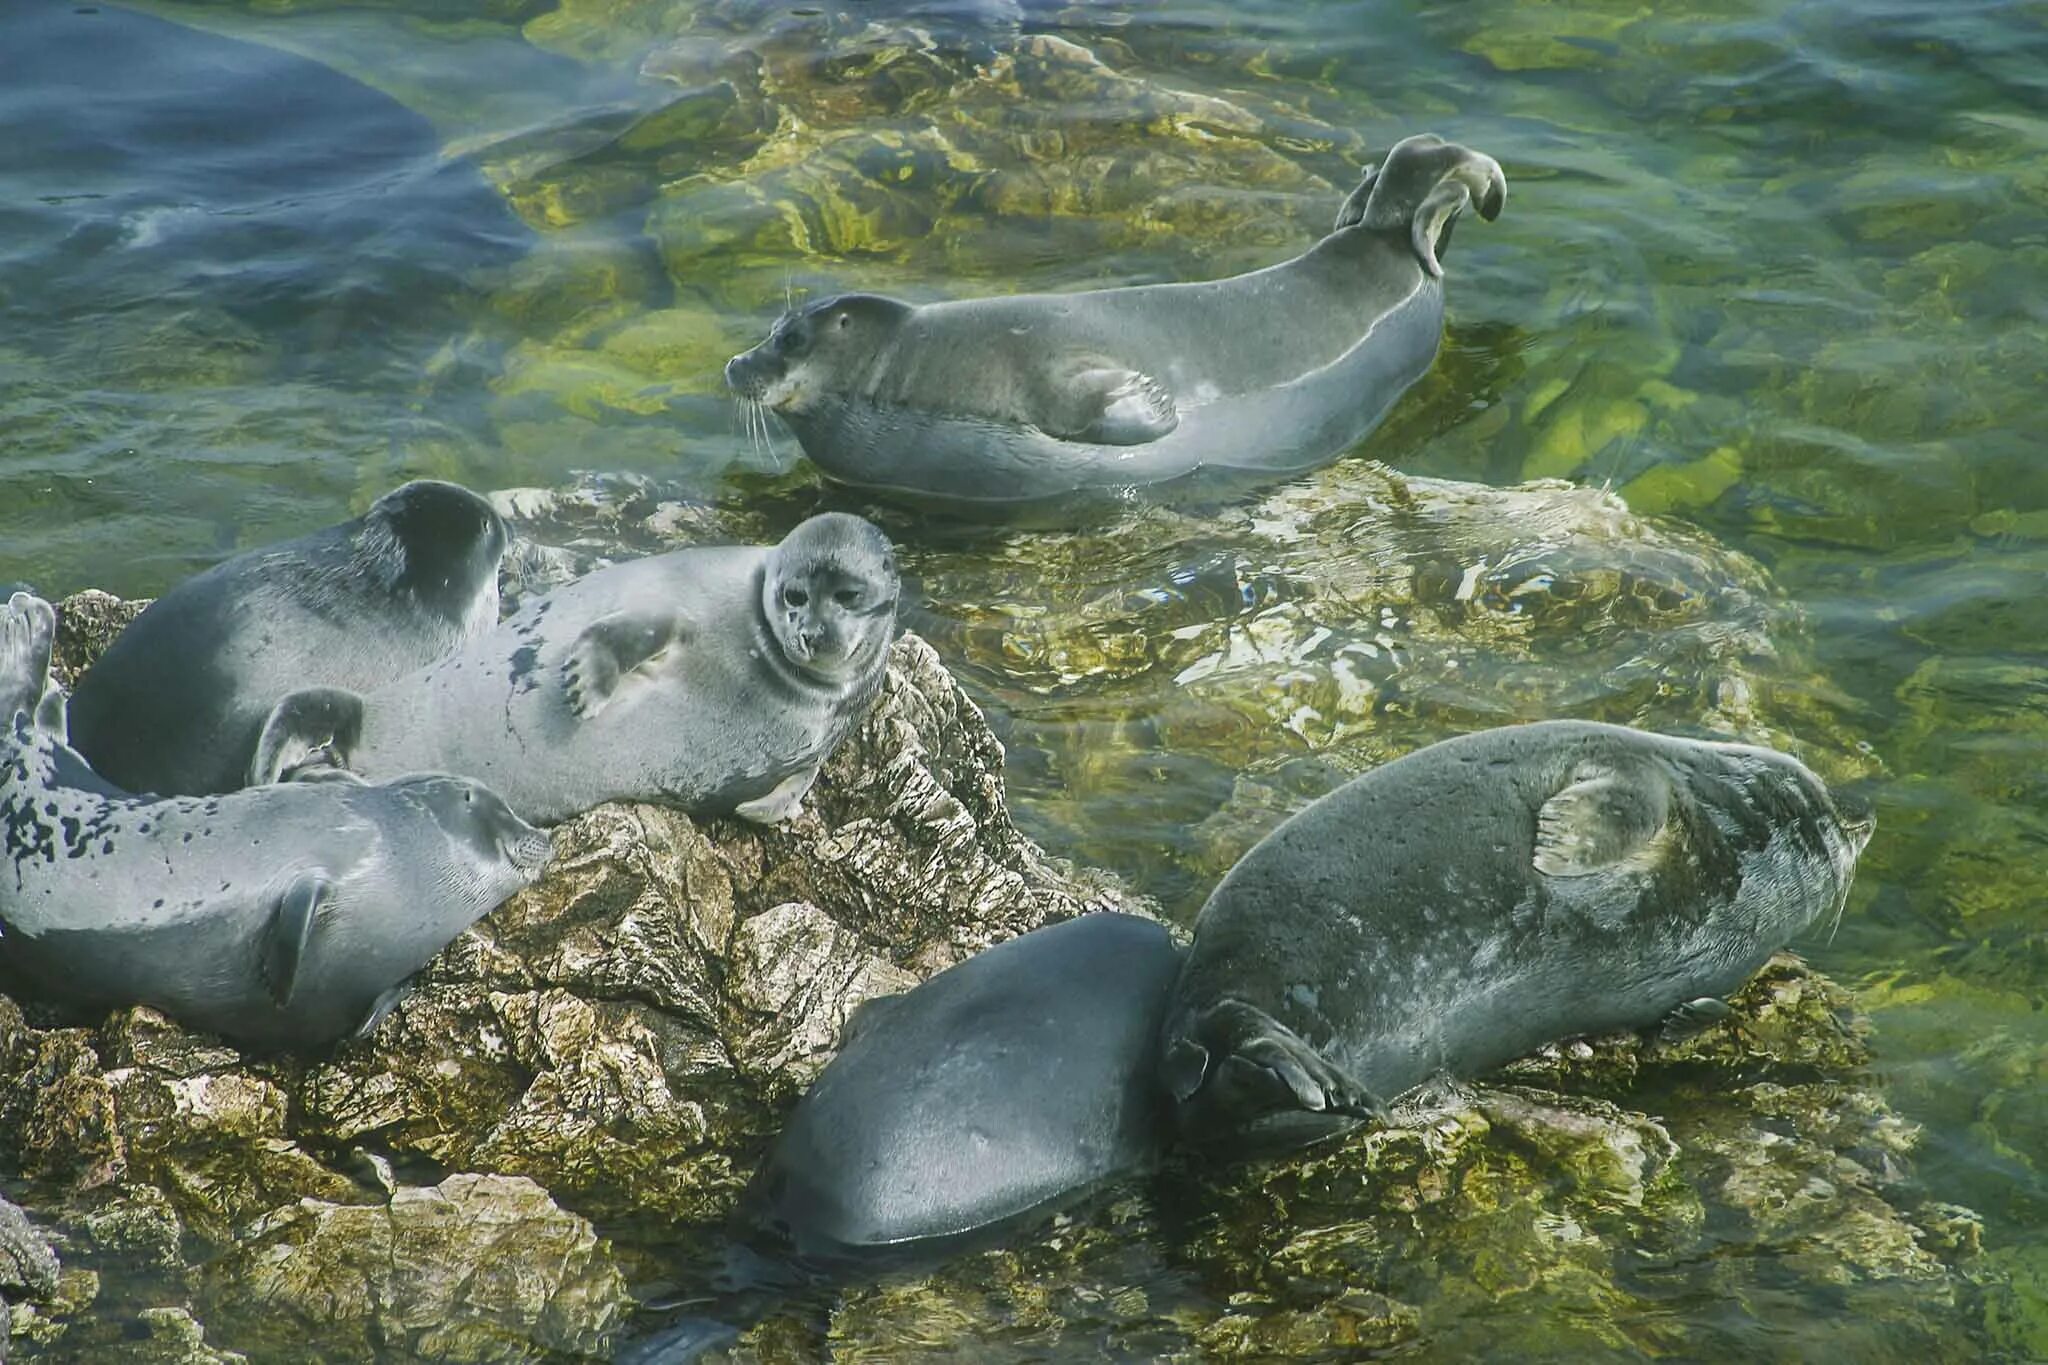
[1049,367,1179,446]
[250,688,367,787]
[261,871,331,1007]
[562,607,693,720]
[0,592,59,726]
[1164,997,1389,1137]
[1532,760,1678,931]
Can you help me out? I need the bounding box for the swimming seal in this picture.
[255,513,899,826]
[67,480,508,796]
[724,133,1506,505]
[747,912,1182,1265]
[1161,720,1873,1153]
[0,592,550,1051]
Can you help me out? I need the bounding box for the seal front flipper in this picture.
[251,688,366,787]
[262,872,331,1007]
[1658,996,1734,1044]
[733,766,819,825]
[1165,998,1388,1128]
[0,591,59,725]
[1056,368,1179,446]
[1532,764,1674,880]
[562,608,691,719]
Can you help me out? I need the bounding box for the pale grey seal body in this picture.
[724,134,1506,505]
[1162,721,1873,1152]
[747,912,1182,1264]
[257,514,899,826]
[0,592,551,1052]
[67,480,508,796]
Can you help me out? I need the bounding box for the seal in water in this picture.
[67,481,509,797]
[254,513,899,826]
[746,912,1182,1265]
[0,592,551,1051]
[724,133,1505,505]
[1161,720,1873,1153]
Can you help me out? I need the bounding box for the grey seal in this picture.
[0,592,551,1051]
[1161,720,1873,1152]
[746,912,1182,1264]
[255,513,899,826]
[67,480,508,797]
[724,133,1506,505]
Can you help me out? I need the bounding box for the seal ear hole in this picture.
[783,586,810,608]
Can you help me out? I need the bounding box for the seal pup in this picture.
[747,913,1182,1265]
[66,481,509,797]
[725,133,1506,505]
[1161,720,1873,1153]
[255,513,899,826]
[0,592,551,1052]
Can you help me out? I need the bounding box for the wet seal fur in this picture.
[0,592,550,1051]
[725,133,1505,506]
[67,480,508,796]
[746,912,1182,1266]
[1162,720,1874,1153]
[256,513,899,826]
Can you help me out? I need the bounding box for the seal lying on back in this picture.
[67,480,508,796]
[0,593,550,1051]
[255,513,899,826]
[1162,721,1873,1153]
[747,913,1182,1265]
[724,133,1506,505]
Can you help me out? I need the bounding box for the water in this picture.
[1,0,2044,1356]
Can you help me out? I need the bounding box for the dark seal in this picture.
[747,912,1182,1265]
[725,133,1505,505]
[67,480,508,796]
[1161,720,1873,1153]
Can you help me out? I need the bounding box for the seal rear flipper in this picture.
[1166,998,1387,1133]
[0,592,59,727]
[562,607,691,719]
[1058,368,1179,446]
[251,688,366,787]
[262,872,331,1007]
[1333,162,1381,230]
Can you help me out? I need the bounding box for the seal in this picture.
[724,133,1506,505]
[746,912,1182,1265]
[1160,720,1873,1153]
[253,513,899,826]
[0,591,551,1052]
[66,480,509,797]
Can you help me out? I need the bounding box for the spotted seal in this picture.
[724,133,1505,505]
[66,480,508,796]
[747,912,1183,1264]
[0,592,550,1051]
[254,513,899,826]
[1161,720,1873,1152]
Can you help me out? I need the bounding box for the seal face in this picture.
[1160,720,1873,1153]
[724,132,1506,506]
[255,513,900,827]
[67,480,508,796]
[746,913,1182,1265]
[0,592,549,1052]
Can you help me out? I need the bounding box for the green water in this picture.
[2,0,2044,1355]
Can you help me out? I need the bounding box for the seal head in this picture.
[761,513,900,683]
[724,294,912,416]
[1334,132,1508,278]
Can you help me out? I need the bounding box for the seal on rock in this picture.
[724,133,1506,505]
[746,912,1183,1264]
[67,480,509,797]
[1161,720,1873,1152]
[0,591,551,1051]
[254,513,899,826]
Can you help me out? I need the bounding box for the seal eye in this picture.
[835,314,850,330]
[783,586,810,608]
[774,329,801,354]
[833,588,862,608]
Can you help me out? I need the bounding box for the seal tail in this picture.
[0,592,60,731]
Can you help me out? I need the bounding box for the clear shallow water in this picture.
[1,0,2044,1355]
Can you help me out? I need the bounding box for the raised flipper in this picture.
[251,688,365,787]
[1164,997,1388,1125]
[1532,763,1673,880]
[262,872,330,1007]
[1658,996,1734,1044]
[733,766,819,826]
[562,607,690,720]
[1333,162,1381,230]
[0,592,58,728]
